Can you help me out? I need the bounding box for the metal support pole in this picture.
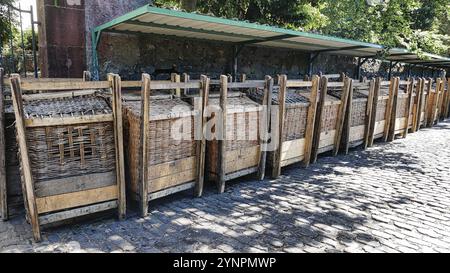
[307,52,319,77]
[30,5,38,78]
[407,65,412,78]
[356,57,362,80]
[233,45,238,81]
[8,6,15,73]
[388,61,393,80]
[91,30,100,80]
[19,4,27,77]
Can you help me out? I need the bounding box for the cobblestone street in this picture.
[1,121,450,253]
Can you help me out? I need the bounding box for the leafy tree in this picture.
[0,0,16,47]
[153,0,449,56]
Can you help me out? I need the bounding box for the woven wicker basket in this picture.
[248,76,319,176]
[10,75,125,242]
[123,98,197,199]
[121,74,207,217]
[328,81,370,148]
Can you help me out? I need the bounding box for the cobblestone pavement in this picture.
[2,121,450,253]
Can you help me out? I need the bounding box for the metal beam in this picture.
[307,52,320,77]
[238,34,296,45]
[315,45,369,54]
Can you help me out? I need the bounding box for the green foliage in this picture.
[0,0,16,46]
[153,0,450,57]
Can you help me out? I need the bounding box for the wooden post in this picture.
[341,78,354,155]
[423,78,432,127]
[367,78,381,147]
[139,74,151,217]
[430,79,441,126]
[303,75,320,167]
[412,78,422,133]
[445,78,450,119]
[110,74,126,220]
[384,77,397,142]
[311,76,327,163]
[0,68,6,220]
[272,75,286,178]
[257,76,273,180]
[183,73,190,96]
[364,79,376,149]
[387,77,400,142]
[333,77,351,156]
[10,75,41,241]
[195,75,209,197]
[83,71,92,81]
[218,75,228,193]
[403,79,415,138]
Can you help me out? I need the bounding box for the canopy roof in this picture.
[93,4,450,70]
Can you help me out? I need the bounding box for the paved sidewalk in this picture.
[1,121,450,253]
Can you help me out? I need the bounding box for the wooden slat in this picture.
[195,75,209,197]
[257,76,273,180]
[25,114,113,128]
[281,138,306,162]
[111,74,126,220]
[148,182,195,201]
[383,78,396,142]
[303,75,319,167]
[412,78,423,133]
[341,78,354,155]
[332,77,351,156]
[39,201,117,226]
[10,75,41,241]
[149,81,202,90]
[149,157,196,179]
[367,78,381,147]
[272,75,287,178]
[35,172,116,198]
[20,80,110,91]
[225,167,259,181]
[139,74,151,217]
[226,146,260,174]
[227,81,266,89]
[311,76,328,162]
[364,79,376,149]
[22,89,100,101]
[36,185,118,214]
[388,77,400,141]
[0,68,6,220]
[423,78,433,127]
[286,80,313,88]
[148,169,196,193]
[403,79,415,138]
[218,75,228,193]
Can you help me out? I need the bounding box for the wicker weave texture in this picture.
[22,95,117,184]
[123,99,196,194]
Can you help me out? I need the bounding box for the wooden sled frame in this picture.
[207,75,272,192]
[129,74,208,217]
[270,75,320,178]
[9,73,126,242]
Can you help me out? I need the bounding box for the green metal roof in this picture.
[93,4,450,70]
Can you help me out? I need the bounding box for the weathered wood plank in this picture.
[39,201,117,226]
[111,74,126,220]
[34,172,116,198]
[21,80,111,91]
[303,75,319,167]
[195,75,209,197]
[403,79,415,138]
[272,75,287,178]
[225,167,259,181]
[218,75,228,193]
[367,78,381,147]
[10,75,41,241]
[257,76,273,180]
[363,79,375,149]
[333,77,351,156]
[148,169,196,193]
[36,185,118,214]
[149,157,196,179]
[25,114,113,128]
[148,182,196,201]
[139,74,151,217]
[311,76,328,162]
[341,78,354,155]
